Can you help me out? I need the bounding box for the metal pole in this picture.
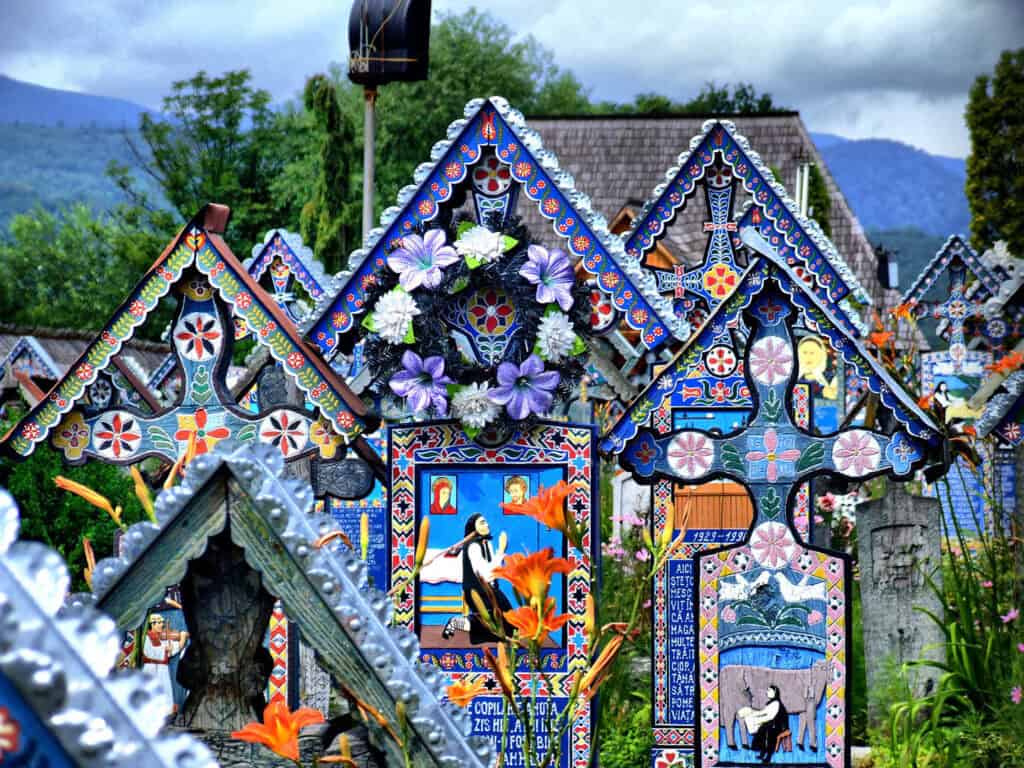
[362,86,377,240]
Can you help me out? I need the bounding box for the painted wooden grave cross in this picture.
[3,205,376,467]
[610,229,943,768]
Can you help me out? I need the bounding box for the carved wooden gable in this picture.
[2,204,376,467]
[0,489,216,767]
[74,444,493,768]
[302,97,688,360]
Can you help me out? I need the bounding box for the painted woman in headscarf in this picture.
[442,513,510,642]
[741,684,790,762]
[430,477,456,515]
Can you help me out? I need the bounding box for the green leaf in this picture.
[721,443,743,473]
[463,424,482,440]
[465,253,483,270]
[449,275,470,293]
[501,235,518,252]
[762,389,782,423]
[796,441,825,473]
[737,615,769,626]
[775,616,804,628]
[148,425,175,452]
[403,323,416,344]
[237,424,257,443]
[361,312,376,332]
[761,487,781,520]
[571,335,587,356]
[456,221,475,239]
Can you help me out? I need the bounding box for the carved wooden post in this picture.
[857,484,944,722]
[176,527,276,731]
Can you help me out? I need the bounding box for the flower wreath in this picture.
[360,216,593,436]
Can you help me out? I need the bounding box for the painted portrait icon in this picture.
[430,475,458,515]
[416,465,565,651]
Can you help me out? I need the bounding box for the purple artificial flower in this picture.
[388,350,453,415]
[519,244,575,311]
[488,354,560,419]
[387,230,459,291]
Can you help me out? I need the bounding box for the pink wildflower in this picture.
[814,515,825,524]
[982,581,993,588]
[1002,608,1020,623]
[635,549,651,563]
[1017,643,1024,653]
[1012,686,1022,705]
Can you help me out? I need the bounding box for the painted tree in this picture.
[966,48,1024,255]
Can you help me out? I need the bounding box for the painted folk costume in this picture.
[141,614,188,713]
[443,514,511,642]
[739,685,790,763]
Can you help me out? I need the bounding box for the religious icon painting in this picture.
[389,420,598,768]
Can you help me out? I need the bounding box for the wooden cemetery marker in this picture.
[72,444,492,768]
[605,228,945,768]
[0,489,216,767]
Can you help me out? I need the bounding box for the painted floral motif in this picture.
[703,263,739,300]
[467,289,515,334]
[93,411,142,459]
[884,431,921,476]
[472,154,512,195]
[0,707,20,760]
[750,521,797,568]
[625,431,661,477]
[704,345,737,376]
[831,429,881,477]
[174,312,222,362]
[310,418,343,459]
[745,428,802,482]
[667,432,714,480]
[175,408,231,456]
[749,336,792,386]
[654,750,688,768]
[589,289,616,331]
[259,411,309,457]
[53,411,90,460]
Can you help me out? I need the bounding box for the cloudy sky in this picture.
[3,0,1021,157]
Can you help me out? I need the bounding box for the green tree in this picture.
[0,444,146,593]
[966,49,1024,255]
[122,70,294,246]
[366,9,592,208]
[0,203,174,338]
[299,74,360,274]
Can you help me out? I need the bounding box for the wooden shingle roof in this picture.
[525,113,883,305]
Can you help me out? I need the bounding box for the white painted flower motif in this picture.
[831,429,881,476]
[701,667,717,685]
[451,382,499,429]
[798,552,814,571]
[702,706,717,724]
[455,225,506,264]
[667,431,714,479]
[372,288,421,345]
[749,335,793,386]
[701,595,715,612]
[535,311,576,363]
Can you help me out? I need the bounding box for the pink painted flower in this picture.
[751,522,793,568]
[831,430,881,476]
[808,609,824,625]
[1002,608,1019,623]
[721,606,737,623]
[745,427,801,482]
[667,432,714,480]
[749,336,792,386]
[1012,686,1022,705]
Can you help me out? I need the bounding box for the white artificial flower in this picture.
[455,225,506,264]
[536,312,576,363]
[373,288,421,344]
[451,382,499,429]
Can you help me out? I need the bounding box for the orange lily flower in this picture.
[447,677,487,707]
[82,537,96,589]
[917,393,935,410]
[501,480,580,547]
[504,597,571,644]
[577,633,626,700]
[890,302,914,321]
[868,330,893,349]
[230,700,325,761]
[54,476,123,526]
[986,350,1024,375]
[493,548,573,605]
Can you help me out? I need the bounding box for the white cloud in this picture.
[2,0,1019,156]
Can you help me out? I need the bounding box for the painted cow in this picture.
[718,660,829,750]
